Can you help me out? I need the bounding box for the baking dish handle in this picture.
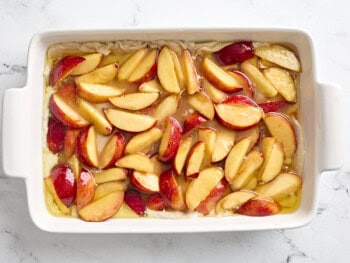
[2,87,30,178]
[317,82,348,172]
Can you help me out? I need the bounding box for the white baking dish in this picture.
[2,28,349,233]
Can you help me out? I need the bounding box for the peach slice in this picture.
[264,112,296,164]
[47,117,66,154]
[222,94,258,107]
[215,103,263,130]
[256,172,302,201]
[109,92,159,111]
[241,59,277,97]
[45,176,71,215]
[202,57,242,92]
[229,70,255,97]
[150,155,165,176]
[56,81,77,104]
[235,125,260,151]
[118,48,149,80]
[76,98,113,136]
[215,191,256,214]
[242,176,258,191]
[230,150,264,191]
[196,179,228,215]
[124,188,146,216]
[63,129,80,159]
[258,101,290,113]
[157,47,181,93]
[130,171,160,194]
[76,168,96,210]
[99,132,126,169]
[76,82,125,103]
[213,41,254,66]
[50,94,89,129]
[159,169,186,211]
[259,137,284,183]
[49,56,85,86]
[104,108,157,133]
[125,127,163,154]
[128,49,159,84]
[254,44,301,72]
[202,79,228,103]
[93,182,126,201]
[183,112,208,133]
[115,153,154,173]
[70,53,103,75]
[263,67,296,102]
[158,117,182,162]
[93,168,128,184]
[78,191,124,222]
[173,136,193,176]
[139,79,163,93]
[181,50,200,94]
[75,63,118,84]
[186,167,224,211]
[236,199,280,216]
[169,49,185,89]
[67,154,81,180]
[76,126,99,168]
[188,92,215,120]
[224,137,252,183]
[145,193,167,211]
[198,127,217,158]
[212,125,235,163]
[185,141,206,178]
[154,94,180,121]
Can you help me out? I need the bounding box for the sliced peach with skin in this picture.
[124,188,146,216]
[185,141,206,179]
[256,172,302,201]
[99,132,126,169]
[263,67,296,102]
[76,82,125,103]
[154,94,180,121]
[169,49,185,89]
[181,50,200,94]
[45,176,71,215]
[115,153,154,173]
[118,48,149,80]
[264,112,296,164]
[229,70,255,98]
[76,98,113,136]
[230,150,264,191]
[157,47,181,93]
[129,170,160,194]
[128,49,159,84]
[93,168,128,184]
[47,117,66,154]
[145,193,167,211]
[76,126,99,168]
[158,117,182,162]
[258,101,290,113]
[139,79,163,93]
[56,81,77,104]
[196,179,229,215]
[75,63,118,84]
[50,94,89,129]
[202,79,228,103]
[63,129,80,159]
[188,91,215,120]
[70,53,103,75]
[254,44,301,72]
[224,137,252,183]
[109,92,159,111]
[76,168,96,210]
[125,127,163,154]
[186,167,224,211]
[202,57,242,92]
[241,59,277,97]
[159,169,186,211]
[104,108,157,133]
[213,41,255,66]
[78,191,124,222]
[183,112,208,133]
[215,191,256,215]
[198,127,217,166]
[259,137,284,183]
[49,56,85,86]
[215,103,263,131]
[173,136,193,176]
[236,199,280,216]
[93,181,126,201]
[212,125,235,163]
[222,94,258,107]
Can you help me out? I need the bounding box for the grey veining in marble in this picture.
[1,0,350,262]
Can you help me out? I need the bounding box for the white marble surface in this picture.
[1,0,350,262]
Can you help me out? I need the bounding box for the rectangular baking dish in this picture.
[2,28,349,233]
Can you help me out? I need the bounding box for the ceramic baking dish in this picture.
[2,28,349,233]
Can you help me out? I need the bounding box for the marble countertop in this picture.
[1,0,350,262]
